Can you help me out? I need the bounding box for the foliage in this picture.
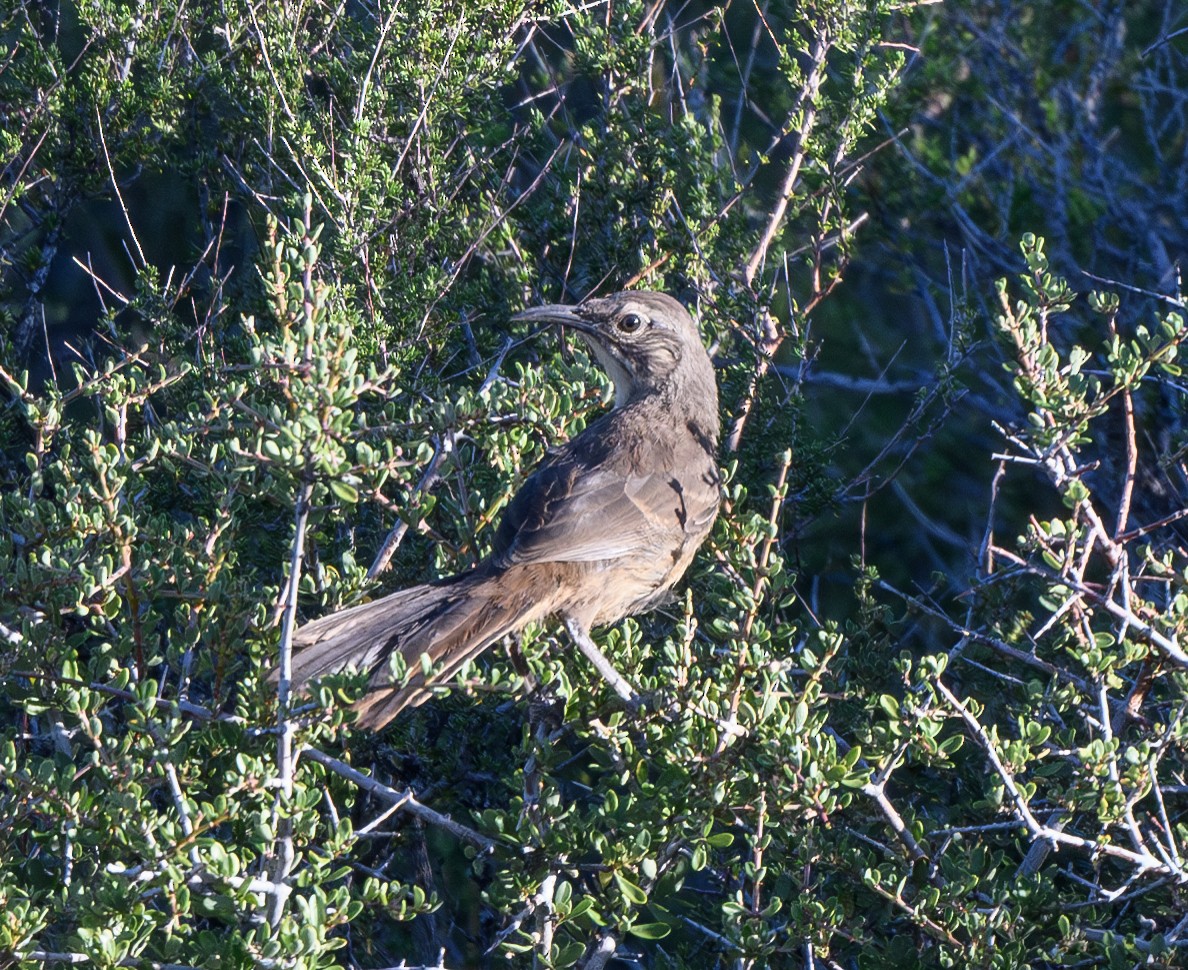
[2,0,1188,968]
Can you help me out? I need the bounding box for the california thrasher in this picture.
[284,291,720,728]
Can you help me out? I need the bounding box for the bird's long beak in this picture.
[512,304,597,335]
[513,301,634,409]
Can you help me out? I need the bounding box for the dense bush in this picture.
[2,1,1187,967]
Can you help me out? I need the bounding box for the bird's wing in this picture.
[490,455,700,566]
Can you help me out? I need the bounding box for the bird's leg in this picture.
[563,617,641,708]
[505,632,538,695]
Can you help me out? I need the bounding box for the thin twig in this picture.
[937,679,1187,881]
[301,746,498,852]
[368,431,455,580]
[743,27,830,285]
[862,782,927,862]
[264,479,313,927]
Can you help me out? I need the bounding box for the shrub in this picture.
[3,1,1187,967]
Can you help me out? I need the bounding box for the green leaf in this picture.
[553,941,585,967]
[792,699,809,732]
[627,921,671,940]
[613,872,647,905]
[329,479,360,503]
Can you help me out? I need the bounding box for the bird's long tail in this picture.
[282,567,550,729]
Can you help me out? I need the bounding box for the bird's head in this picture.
[514,291,716,411]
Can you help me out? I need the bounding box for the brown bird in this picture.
[284,291,721,729]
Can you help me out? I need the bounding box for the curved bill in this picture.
[511,304,596,334]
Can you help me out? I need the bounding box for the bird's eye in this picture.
[617,313,645,333]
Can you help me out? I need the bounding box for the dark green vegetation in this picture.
[2,1,1187,967]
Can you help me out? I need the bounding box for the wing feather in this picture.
[492,460,688,565]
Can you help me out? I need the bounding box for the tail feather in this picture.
[283,567,551,728]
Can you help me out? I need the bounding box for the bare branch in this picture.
[301,746,498,852]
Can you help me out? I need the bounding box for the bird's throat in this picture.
[581,335,634,408]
